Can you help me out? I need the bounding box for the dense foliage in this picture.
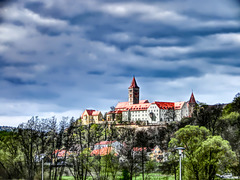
[169,126,235,180]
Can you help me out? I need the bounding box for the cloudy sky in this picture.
[0,0,240,126]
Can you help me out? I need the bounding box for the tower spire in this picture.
[189,92,196,104]
[188,92,196,117]
[128,76,139,104]
[129,76,139,88]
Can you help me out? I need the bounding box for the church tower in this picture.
[189,92,196,117]
[128,77,139,104]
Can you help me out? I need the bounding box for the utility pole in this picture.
[40,154,45,180]
[176,147,185,180]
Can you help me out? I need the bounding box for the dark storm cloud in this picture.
[0,0,240,126]
[88,71,105,75]
[188,50,240,61]
[24,2,45,13]
[117,65,202,78]
[3,77,36,85]
[0,0,14,7]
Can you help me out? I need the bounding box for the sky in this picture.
[0,0,240,127]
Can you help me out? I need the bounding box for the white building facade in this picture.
[121,103,151,122]
[111,77,196,124]
[147,101,189,124]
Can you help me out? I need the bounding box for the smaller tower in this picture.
[128,77,139,104]
[189,92,196,117]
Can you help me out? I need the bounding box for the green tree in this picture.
[220,93,240,177]
[169,125,236,180]
[159,149,178,180]
[118,128,139,180]
[220,111,240,177]
[232,93,240,113]
[193,104,223,136]
[199,136,236,179]
[68,121,90,180]
[165,107,176,122]
[0,131,24,179]
[136,129,149,180]
[18,117,42,180]
[116,113,123,124]
[145,159,157,177]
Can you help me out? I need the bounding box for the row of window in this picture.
[132,111,147,114]
[132,114,147,117]
[130,117,176,122]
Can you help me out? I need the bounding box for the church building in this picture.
[107,77,196,124]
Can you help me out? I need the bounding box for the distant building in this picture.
[81,110,103,125]
[51,149,72,164]
[91,141,123,156]
[106,110,122,122]
[132,147,148,153]
[121,102,151,122]
[150,145,168,162]
[147,101,189,123]
[108,77,197,124]
[91,147,117,156]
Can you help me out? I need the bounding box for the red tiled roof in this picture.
[92,111,100,116]
[115,100,150,110]
[107,110,122,114]
[86,110,95,115]
[124,103,151,111]
[139,100,149,103]
[189,92,196,104]
[154,102,175,109]
[81,109,100,118]
[129,77,139,88]
[115,102,129,110]
[91,147,117,156]
[107,111,115,115]
[133,147,147,152]
[54,150,71,157]
[174,102,185,110]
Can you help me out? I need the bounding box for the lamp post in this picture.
[176,147,185,180]
[40,154,45,180]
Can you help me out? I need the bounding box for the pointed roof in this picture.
[129,76,139,88]
[189,92,196,104]
[86,110,95,115]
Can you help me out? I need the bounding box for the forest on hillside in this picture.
[0,93,240,180]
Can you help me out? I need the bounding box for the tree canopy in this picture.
[169,125,236,180]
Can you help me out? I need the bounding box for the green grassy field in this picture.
[61,173,175,180]
[61,174,237,180]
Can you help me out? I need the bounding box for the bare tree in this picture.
[118,128,139,179]
[17,117,42,180]
[136,129,149,180]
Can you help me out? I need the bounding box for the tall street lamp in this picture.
[40,153,45,180]
[176,147,185,180]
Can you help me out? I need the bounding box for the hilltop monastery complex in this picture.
[81,77,196,125]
